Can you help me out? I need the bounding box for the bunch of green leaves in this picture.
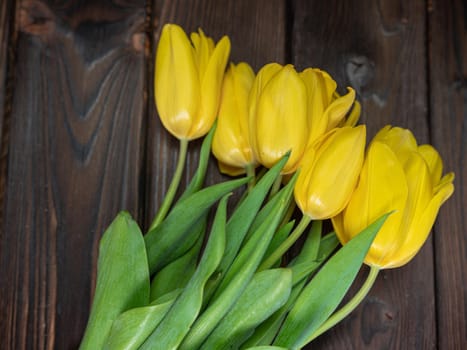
[79,129,388,350]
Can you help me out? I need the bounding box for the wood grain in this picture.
[291,1,437,349]
[0,0,147,348]
[0,0,16,218]
[429,0,467,348]
[0,0,14,131]
[146,0,287,226]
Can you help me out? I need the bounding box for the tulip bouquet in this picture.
[78,24,454,350]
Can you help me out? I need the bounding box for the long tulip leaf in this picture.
[139,195,228,350]
[273,213,389,349]
[219,154,289,275]
[241,275,307,349]
[103,298,174,350]
[145,177,248,274]
[79,212,150,350]
[199,269,292,350]
[241,232,338,348]
[179,177,295,350]
[263,220,295,267]
[149,216,207,301]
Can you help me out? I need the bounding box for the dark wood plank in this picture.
[291,1,437,349]
[0,1,147,348]
[147,0,287,224]
[0,0,14,135]
[429,0,467,348]
[0,0,16,218]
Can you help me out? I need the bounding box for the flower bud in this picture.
[332,126,455,269]
[294,125,366,219]
[155,24,230,140]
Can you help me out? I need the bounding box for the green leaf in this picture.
[145,177,249,274]
[262,220,295,267]
[242,232,338,349]
[240,279,306,349]
[292,220,322,265]
[199,269,292,350]
[244,188,291,243]
[219,154,289,276]
[179,178,296,350]
[103,298,174,350]
[79,212,150,350]
[149,216,207,301]
[273,214,389,349]
[139,195,229,350]
[315,232,340,261]
[214,176,296,296]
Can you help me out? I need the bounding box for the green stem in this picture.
[306,265,380,343]
[259,215,312,271]
[149,139,189,231]
[245,163,256,192]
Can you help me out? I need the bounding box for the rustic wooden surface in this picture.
[429,0,467,349]
[0,0,465,349]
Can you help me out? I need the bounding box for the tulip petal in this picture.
[311,126,365,219]
[218,161,247,176]
[155,24,199,139]
[314,68,337,106]
[373,126,418,166]
[253,65,308,172]
[294,147,316,214]
[248,63,283,159]
[213,66,245,165]
[212,62,255,169]
[343,100,361,127]
[340,141,408,268]
[191,31,208,80]
[234,63,255,139]
[296,126,365,220]
[387,179,454,268]
[402,152,434,224]
[190,35,231,139]
[380,152,433,268]
[300,69,329,145]
[434,172,455,193]
[323,87,356,130]
[418,144,443,185]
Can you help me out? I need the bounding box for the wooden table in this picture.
[0,0,465,349]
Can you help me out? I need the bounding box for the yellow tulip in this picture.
[294,125,366,219]
[155,24,230,140]
[249,64,308,174]
[212,62,256,175]
[300,68,357,146]
[332,126,454,269]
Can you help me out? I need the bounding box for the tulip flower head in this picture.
[332,126,454,269]
[249,64,309,174]
[212,62,257,175]
[294,125,366,220]
[155,24,231,140]
[247,64,358,174]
